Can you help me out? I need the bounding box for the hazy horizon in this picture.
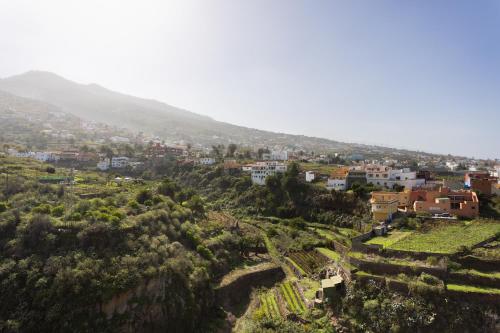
[1,0,499,159]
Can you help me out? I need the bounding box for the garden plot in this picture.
[365,230,412,248]
[258,291,281,319]
[386,220,500,254]
[279,281,307,314]
[287,250,329,275]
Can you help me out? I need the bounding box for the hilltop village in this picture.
[1,108,500,332]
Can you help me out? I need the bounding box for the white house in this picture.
[251,161,287,185]
[446,161,459,171]
[34,151,58,162]
[198,157,216,165]
[326,178,346,191]
[97,159,110,171]
[111,156,129,168]
[365,164,424,189]
[262,150,288,161]
[8,149,34,158]
[110,136,130,143]
[305,171,316,182]
[242,164,253,172]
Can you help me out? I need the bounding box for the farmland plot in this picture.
[288,250,329,275]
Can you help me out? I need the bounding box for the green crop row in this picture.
[280,281,306,313]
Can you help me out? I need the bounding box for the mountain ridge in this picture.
[0,70,448,157]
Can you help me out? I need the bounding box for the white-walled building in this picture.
[8,149,34,158]
[365,164,424,189]
[305,171,316,182]
[34,151,58,162]
[326,178,347,191]
[97,159,110,171]
[251,161,287,185]
[242,164,253,172]
[198,157,216,165]
[446,161,459,171]
[111,156,130,168]
[110,136,130,143]
[263,150,288,161]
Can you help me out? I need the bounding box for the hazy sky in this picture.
[1,0,499,159]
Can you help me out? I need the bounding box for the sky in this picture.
[0,0,499,159]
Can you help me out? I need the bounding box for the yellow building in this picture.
[370,191,408,221]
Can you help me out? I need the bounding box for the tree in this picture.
[99,145,114,160]
[226,143,237,157]
[136,189,152,204]
[158,178,178,198]
[257,148,270,159]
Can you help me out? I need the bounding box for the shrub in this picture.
[128,200,139,209]
[426,256,439,266]
[33,204,51,214]
[419,273,441,286]
[196,245,213,260]
[136,189,152,204]
[0,202,7,213]
[51,205,64,217]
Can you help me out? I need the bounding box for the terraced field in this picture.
[288,250,329,275]
[386,220,500,254]
[279,281,306,313]
[365,231,412,248]
[259,291,281,319]
[316,247,341,261]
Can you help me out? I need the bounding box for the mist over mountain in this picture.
[0,71,435,156]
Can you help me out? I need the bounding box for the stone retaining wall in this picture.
[349,257,447,279]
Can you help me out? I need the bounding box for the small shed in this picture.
[315,275,343,306]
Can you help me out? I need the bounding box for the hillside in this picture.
[0,71,432,157]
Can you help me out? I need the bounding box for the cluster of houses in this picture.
[7,148,98,163]
[370,186,479,221]
[370,171,499,221]
[324,164,425,191]
[7,148,142,171]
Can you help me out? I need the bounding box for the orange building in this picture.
[370,187,479,220]
[465,172,498,195]
[411,187,479,218]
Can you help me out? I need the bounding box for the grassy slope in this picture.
[386,221,500,254]
[365,231,412,248]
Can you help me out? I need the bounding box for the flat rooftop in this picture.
[321,275,343,288]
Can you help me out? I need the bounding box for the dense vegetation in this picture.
[1,156,499,333]
[0,158,261,332]
[162,161,371,229]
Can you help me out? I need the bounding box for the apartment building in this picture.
[111,156,130,168]
[365,164,424,189]
[250,161,287,185]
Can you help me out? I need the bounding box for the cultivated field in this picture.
[316,247,341,261]
[386,220,500,254]
[287,250,329,275]
[279,281,306,313]
[365,230,412,248]
[258,291,281,319]
[257,281,307,318]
